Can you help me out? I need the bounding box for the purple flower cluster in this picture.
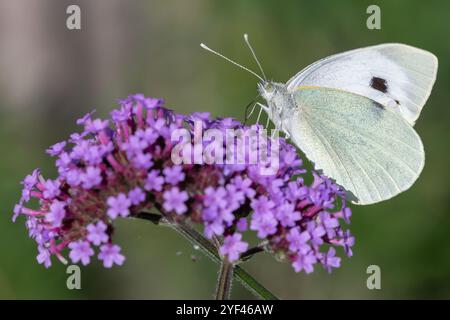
[13,94,354,273]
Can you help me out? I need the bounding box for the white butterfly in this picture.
[201,35,438,205]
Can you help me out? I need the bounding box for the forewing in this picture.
[285,44,438,125]
[286,88,425,205]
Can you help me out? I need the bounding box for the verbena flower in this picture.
[13,94,354,273]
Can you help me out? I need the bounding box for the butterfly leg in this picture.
[244,102,258,125]
[281,123,290,139]
[271,127,279,138]
[255,103,269,126]
[256,105,264,124]
[247,102,257,118]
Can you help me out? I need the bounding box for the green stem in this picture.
[215,260,234,300]
[239,245,265,261]
[134,212,279,300]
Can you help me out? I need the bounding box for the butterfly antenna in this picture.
[200,43,264,82]
[243,34,267,81]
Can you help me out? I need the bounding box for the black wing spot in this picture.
[370,76,388,93]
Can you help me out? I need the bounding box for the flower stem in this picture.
[239,245,266,262]
[135,212,279,300]
[215,260,234,300]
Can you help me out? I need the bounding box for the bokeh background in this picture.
[1,0,449,299]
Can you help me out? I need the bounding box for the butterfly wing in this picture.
[285,43,438,125]
[286,87,425,205]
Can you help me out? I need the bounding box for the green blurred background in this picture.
[1,0,449,299]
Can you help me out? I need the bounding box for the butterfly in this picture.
[201,35,438,205]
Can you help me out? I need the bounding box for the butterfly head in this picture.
[258,81,278,102]
[258,81,286,127]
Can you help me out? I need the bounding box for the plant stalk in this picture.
[215,260,234,300]
[134,212,279,300]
